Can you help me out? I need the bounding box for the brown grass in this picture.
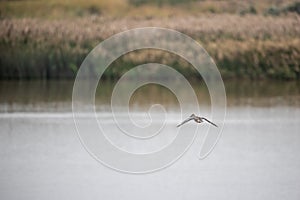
[1,14,300,79]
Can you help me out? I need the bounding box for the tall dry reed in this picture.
[0,15,300,79]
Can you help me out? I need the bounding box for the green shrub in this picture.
[285,2,300,14]
[265,6,281,16]
[240,5,257,15]
[87,5,101,15]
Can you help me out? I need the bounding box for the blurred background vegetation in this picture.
[0,0,300,80]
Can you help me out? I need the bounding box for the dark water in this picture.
[0,80,300,200]
[0,80,299,112]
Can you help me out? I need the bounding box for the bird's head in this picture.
[190,114,196,117]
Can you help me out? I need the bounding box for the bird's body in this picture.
[177,114,218,127]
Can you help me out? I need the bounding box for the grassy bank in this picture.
[1,0,300,80]
[1,15,300,80]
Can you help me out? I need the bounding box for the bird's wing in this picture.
[201,117,218,127]
[177,116,194,127]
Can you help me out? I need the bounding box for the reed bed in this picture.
[1,14,300,79]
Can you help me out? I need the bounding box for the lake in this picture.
[0,80,299,200]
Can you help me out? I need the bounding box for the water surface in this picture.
[0,80,299,200]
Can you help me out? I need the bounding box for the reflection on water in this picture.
[0,80,299,112]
